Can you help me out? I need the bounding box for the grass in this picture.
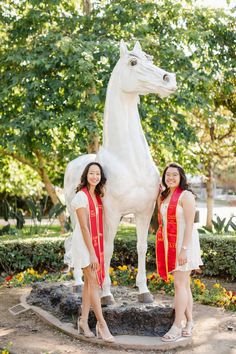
[0,225,67,241]
[0,224,139,242]
[1,222,234,242]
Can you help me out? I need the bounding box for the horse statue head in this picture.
[117,39,177,98]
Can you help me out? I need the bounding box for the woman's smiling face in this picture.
[165,167,180,189]
[87,164,101,187]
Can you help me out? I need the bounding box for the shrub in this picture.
[198,215,236,235]
[0,228,235,280]
[199,235,236,279]
[113,234,236,280]
[0,237,66,273]
[3,267,235,311]
[1,268,73,287]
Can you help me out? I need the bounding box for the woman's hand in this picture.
[178,249,187,266]
[90,253,99,271]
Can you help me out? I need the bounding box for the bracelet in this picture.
[181,246,188,250]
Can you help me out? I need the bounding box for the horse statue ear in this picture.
[133,41,142,53]
[120,39,128,57]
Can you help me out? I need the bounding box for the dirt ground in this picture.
[0,286,235,354]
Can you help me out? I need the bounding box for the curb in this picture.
[20,289,192,351]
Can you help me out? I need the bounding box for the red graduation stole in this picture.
[82,187,105,288]
[156,187,183,281]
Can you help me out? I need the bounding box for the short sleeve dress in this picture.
[71,191,96,269]
[160,190,203,272]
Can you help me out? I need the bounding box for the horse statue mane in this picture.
[64,40,177,303]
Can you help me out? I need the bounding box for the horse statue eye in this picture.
[130,59,137,66]
[163,74,170,82]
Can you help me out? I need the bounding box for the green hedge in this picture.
[114,235,236,279]
[113,235,236,279]
[198,235,236,279]
[0,237,65,273]
[0,233,236,280]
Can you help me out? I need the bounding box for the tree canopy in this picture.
[0,0,235,227]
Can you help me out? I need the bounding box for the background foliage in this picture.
[1,228,235,279]
[0,0,235,228]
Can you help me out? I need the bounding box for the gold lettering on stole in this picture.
[169,242,176,248]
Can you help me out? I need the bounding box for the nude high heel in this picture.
[96,322,115,343]
[77,317,95,338]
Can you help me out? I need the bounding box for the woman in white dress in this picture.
[71,162,114,343]
[156,162,203,342]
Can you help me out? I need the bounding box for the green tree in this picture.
[0,0,235,231]
[0,0,107,228]
[182,6,236,227]
[0,155,44,198]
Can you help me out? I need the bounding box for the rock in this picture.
[27,282,174,336]
[51,288,63,306]
[59,294,81,319]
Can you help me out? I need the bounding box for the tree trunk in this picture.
[87,112,100,153]
[35,151,66,232]
[42,171,66,230]
[206,164,214,230]
[1,149,66,232]
[87,86,100,153]
[82,0,92,15]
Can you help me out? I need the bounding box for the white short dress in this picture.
[71,191,96,270]
[160,191,203,272]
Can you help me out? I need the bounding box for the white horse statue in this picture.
[64,40,177,304]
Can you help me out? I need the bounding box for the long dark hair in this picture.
[76,162,107,197]
[161,162,196,200]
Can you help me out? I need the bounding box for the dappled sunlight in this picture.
[0,327,15,337]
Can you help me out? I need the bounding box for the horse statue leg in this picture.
[135,209,154,303]
[101,209,121,305]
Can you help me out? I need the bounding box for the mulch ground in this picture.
[0,286,235,354]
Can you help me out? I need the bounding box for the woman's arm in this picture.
[76,207,99,270]
[178,191,196,265]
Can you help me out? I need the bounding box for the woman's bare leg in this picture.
[173,270,191,327]
[78,270,94,337]
[83,266,113,339]
[184,276,193,322]
[80,272,90,321]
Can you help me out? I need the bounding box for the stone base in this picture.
[27,281,174,336]
[22,284,192,351]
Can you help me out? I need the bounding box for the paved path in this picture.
[0,287,235,354]
[196,202,236,228]
[1,202,235,228]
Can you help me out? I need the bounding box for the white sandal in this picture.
[182,320,194,337]
[161,324,182,342]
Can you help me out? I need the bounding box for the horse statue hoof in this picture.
[101,295,116,306]
[138,292,154,303]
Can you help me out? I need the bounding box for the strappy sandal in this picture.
[182,320,194,337]
[96,322,115,343]
[161,324,182,342]
[77,317,95,338]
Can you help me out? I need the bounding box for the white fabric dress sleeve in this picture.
[71,191,88,210]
